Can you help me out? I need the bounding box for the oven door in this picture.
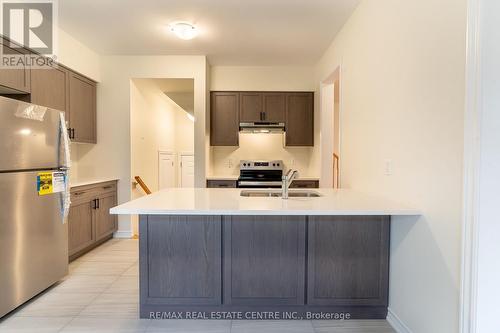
[238,181,282,189]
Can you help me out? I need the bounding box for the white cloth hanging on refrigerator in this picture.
[59,112,71,223]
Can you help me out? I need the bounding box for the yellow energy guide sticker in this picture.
[37,172,53,195]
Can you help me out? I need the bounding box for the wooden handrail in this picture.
[333,153,340,189]
[134,176,152,195]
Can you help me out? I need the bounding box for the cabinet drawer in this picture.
[71,181,117,201]
[290,180,319,189]
[207,180,237,188]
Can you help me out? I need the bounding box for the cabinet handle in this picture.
[71,128,75,139]
[92,199,97,209]
[73,191,85,196]
[103,186,113,190]
[96,198,100,209]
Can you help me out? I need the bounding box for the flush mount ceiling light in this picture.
[169,22,198,40]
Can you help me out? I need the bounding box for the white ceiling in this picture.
[59,0,360,65]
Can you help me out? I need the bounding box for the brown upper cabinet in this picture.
[0,39,31,94]
[263,93,286,122]
[31,63,69,120]
[68,72,97,143]
[285,93,314,146]
[0,36,97,144]
[210,91,313,147]
[239,92,286,123]
[240,92,263,122]
[210,92,239,146]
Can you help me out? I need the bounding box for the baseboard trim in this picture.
[113,230,134,239]
[387,308,412,333]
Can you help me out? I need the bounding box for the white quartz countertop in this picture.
[71,178,119,188]
[110,188,420,216]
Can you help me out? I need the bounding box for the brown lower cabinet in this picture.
[290,179,319,188]
[69,180,118,261]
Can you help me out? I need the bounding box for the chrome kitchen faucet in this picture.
[282,169,299,199]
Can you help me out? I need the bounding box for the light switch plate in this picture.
[384,159,393,176]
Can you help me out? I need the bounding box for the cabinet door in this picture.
[285,93,314,146]
[224,215,306,305]
[68,199,95,256]
[95,192,117,241]
[141,215,222,305]
[239,92,263,122]
[307,216,390,306]
[263,93,285,122]
[206,180,237,188]
[290,180,319,189]
[68,71,96,143]
[210,92,239,146]
[31,65,69,119]
[0,43,31,93]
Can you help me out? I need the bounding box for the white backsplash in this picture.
[209,133,317,177]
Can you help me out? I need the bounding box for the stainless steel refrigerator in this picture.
[0,96,71,318]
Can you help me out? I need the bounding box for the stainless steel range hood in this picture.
[239,122,285,133]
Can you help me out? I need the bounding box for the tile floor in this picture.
[0,239,396,333]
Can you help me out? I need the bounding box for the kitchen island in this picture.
[110,188,419,320]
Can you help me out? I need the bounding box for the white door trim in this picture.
[460,0,481,332]
[319,63,343,188]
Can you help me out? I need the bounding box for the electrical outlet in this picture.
[227,159,234,169]
[384,159,393,176]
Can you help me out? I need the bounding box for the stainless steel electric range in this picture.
[237,160,283,188]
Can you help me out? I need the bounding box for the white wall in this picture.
[75,56,207,237]
[473,0,500,331]
[211,134,315,177]
[209,66,318,177]
[314,1,466,332]
[56,28,101,184]
[58,28,100,81]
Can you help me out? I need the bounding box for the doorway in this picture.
[130,78,195,235]
[320,66,342,188]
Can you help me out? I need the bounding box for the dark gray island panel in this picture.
[224,216,306,306]
[307,216,390,306]
[140,215,221,306]
[138,214,391,319]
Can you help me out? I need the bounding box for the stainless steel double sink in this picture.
[240,190,322,198]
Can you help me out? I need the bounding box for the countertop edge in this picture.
[71,178,119,188]
[109,208,421,216]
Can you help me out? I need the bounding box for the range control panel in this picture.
[240,160,283,170]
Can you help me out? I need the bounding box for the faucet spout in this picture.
[282,169,299,199]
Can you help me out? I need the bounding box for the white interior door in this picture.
[158,152,175,190]
[180,154,195,188]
